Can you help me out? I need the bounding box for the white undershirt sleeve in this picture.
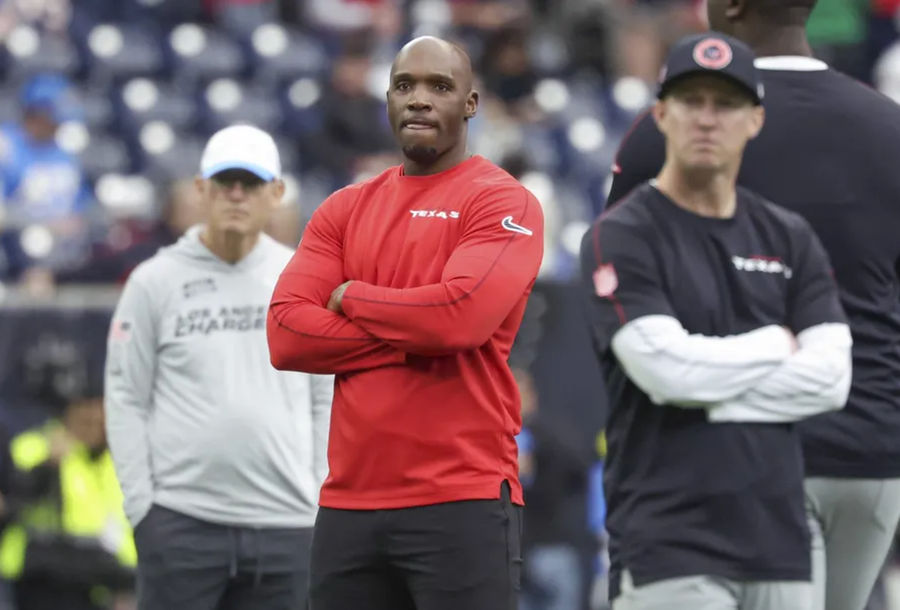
[707,322,852,423]
[611,315,793,407]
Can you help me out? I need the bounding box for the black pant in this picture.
[15,579,106,610]
[135,505,312,610]
[309,481,523,610]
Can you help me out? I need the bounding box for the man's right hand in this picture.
[48,428,73,463]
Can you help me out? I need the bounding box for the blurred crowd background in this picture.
[0,0,899,609]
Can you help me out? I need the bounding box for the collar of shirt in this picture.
[754,56,828,72]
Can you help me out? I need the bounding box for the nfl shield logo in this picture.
[692,38,733,70]
[593,263,618,298]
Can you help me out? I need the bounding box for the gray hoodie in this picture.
[104,226,332,528]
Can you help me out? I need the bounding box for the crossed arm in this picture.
[581,217,852,424]
[611,315,852,422]
[267,186,544,372]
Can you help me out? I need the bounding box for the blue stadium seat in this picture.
[92,172,158,222]
[120,0,205,30]
[279,77,325,137]
[247,24,329,87]
[197,79,283,136]
[272,136,300,176]
[3,26,81,81]
[0,84,20,124]
[75,131,134,183]
[74,85,116,131]
[83,23,165,84]
[116,78,198,133]
[137,122,205,182]
[166,24,248,88]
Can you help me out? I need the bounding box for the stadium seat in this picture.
[75,131,134,183]
[116,78,198,134]
[166,24,248,88]
[197,79,284,136]
[247,24,329,87]
[272,136,300,176]
[82,23,166,84]
[279,77,325,137]
[0,84,20,124]
[3,26,81,82]
[74,85,117,131]
[137,122,205,182]
[93,172,158,220]
[120,0,206,30]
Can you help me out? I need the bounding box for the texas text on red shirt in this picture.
[267,155,544,509]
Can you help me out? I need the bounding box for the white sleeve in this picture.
[707,323,852,423]
[309,373,334,486]
[610,315,793,406]
[104,273,157,527]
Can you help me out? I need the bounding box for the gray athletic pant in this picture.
[135,504,313,610]
[806,477,900,610]
[611,570,812,610]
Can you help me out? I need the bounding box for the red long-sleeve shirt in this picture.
[267,155,544,509]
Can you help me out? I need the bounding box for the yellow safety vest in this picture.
[0,421,136,579]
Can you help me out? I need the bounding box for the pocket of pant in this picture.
[134,505,163,562]
[134,505,158,546]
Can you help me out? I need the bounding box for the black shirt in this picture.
[580,184,845,596]
[608,63,900,478]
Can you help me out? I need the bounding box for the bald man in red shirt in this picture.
[267,36,544,610]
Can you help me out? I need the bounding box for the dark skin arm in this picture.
[327,281,353,314]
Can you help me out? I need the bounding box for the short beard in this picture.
[402,145,439,166]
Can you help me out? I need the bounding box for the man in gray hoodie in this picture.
[104,124,333,610]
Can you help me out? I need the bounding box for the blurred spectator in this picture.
[807,0,871,80]
[204,0,277,38]
[0,424,14,610]
[875,40,900,102]
[0,0,70,38]
[304,0,382,32]
[564,3,614,79]
[71,0,203,37]
[0,350,135,610]
[515,367,595,610]
[265,200,303,248]
[302,0,402,56]
[586,447,609,610]
[444,0,530,68]
[870,0,900,77]
[610,11,669,85]
[449,0,529,32]
[481,26,541,119]
[305,43,398,186]
[59,178,203,284]
[0,74,91,282]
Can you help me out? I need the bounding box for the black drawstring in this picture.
[253,528,263,588]
[228,526,263,586]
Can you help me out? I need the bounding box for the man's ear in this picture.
[274,178,286,198]
[726,0,747,20]
[747,106,765,140]
[465,89,479,120]
[650,100,667,134]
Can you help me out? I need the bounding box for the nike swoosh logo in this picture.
[501,216,533,236]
